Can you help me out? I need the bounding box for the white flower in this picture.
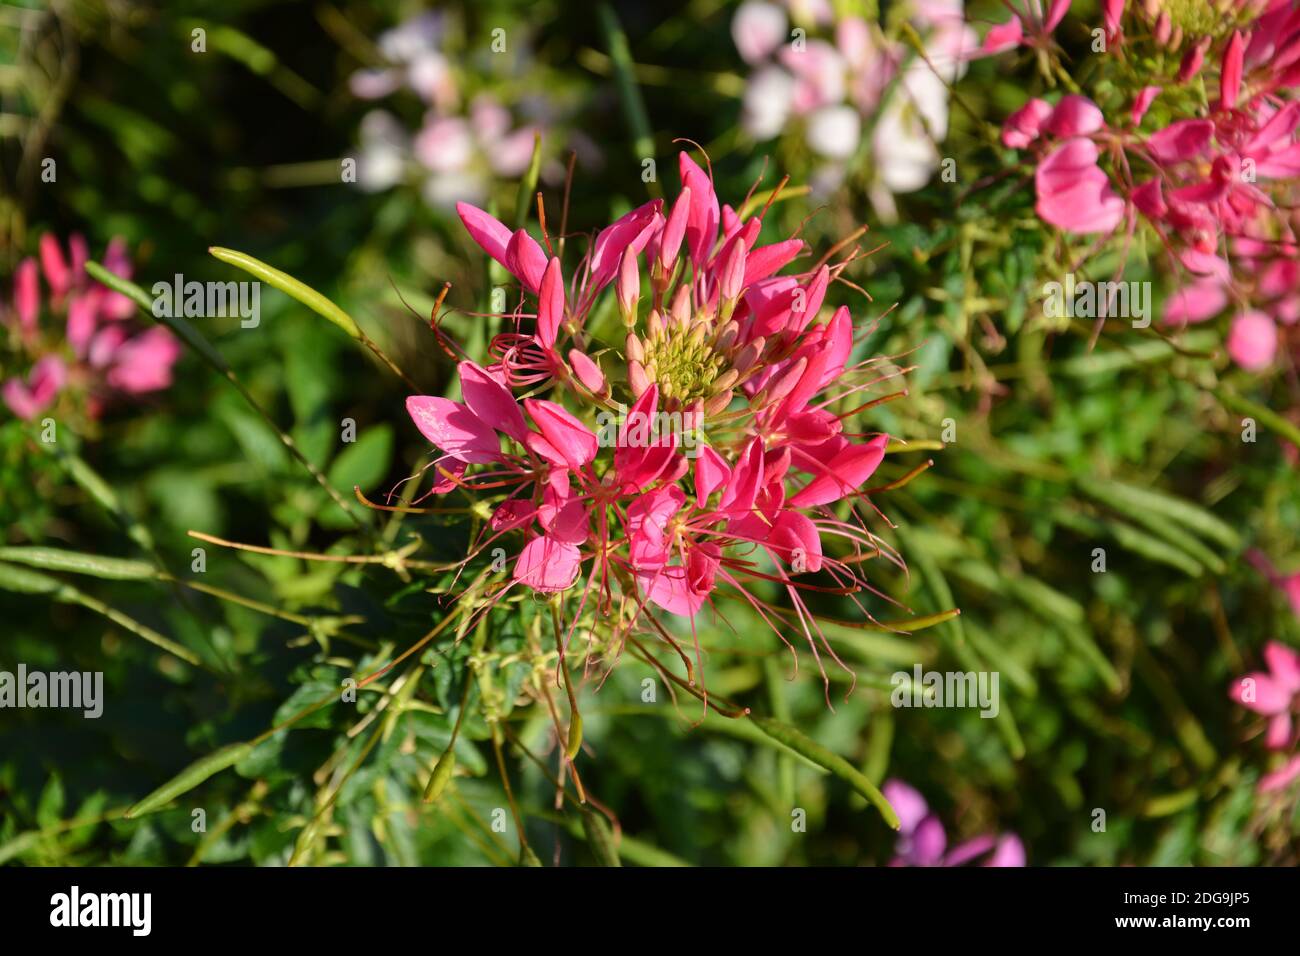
[742,65,796,139]
[732,1,788,64]
[806,104,861,159]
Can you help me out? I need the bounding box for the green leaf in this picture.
[328,425,394,493]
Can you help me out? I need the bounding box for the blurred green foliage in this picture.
[1,0,1297,867]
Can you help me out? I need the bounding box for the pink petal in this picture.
[1220,30,1244,109]
[788,433,888,507]
[742,239,805,286]
[719,438,765,514]
[1146,119,1214,164]
[695,444,731,504]
[1002,98,1053,149]
[98,237,135,320]
[1258,753,1300,792]
[944,835,997,867]
[1229,672,1291,715]
[66,292,101,355]
[455,203,512,270]
[1044,0,1071,32]
[13,257,39,333]
[768,510,823,572]
[881,780,928,835]
[568,349,606,394]
[588,200,662,294]
[405,395,501,463]
[39,234,71,300]
[910,815,948,865]
[1035,138,1124,235]
[1163,280,1227,325]
[506,229,548,294]
[1264,641,1300,693]
[659,186,692,269]
[514,536,582,591]
[1226,310,1277,371]
[524,398,598,469]
[536,256,565,349]
[1132,86,1161,125]
[458,360,529,442]
[978,17,1023,57]
[1265,712,1293,750]
[1044,95,1103,138]
[984,834,1026,867]
[679,152,721,266]
[455,204,546,294]
[105,327,181,394]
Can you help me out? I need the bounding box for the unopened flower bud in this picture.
[1177,37,1209,83]
[647,309,665,340]
[733,337,765,373]
[669,285,692,327]
[718,235,747,302]
[629,360,651,397]
[715,320,740,352]
[712,368,739,392]
[617,245,640,323]
[1154,11,1171,45]
[625,332,645,364]
[704,389,733,416]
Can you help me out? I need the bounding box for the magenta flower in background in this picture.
[1229,641,1300,750]
[882,779,1025,866]
[1230,640,1300,793]
[989,2,1300,377]
[3,234,180,421]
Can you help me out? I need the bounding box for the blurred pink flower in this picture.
[882,779,1025,866]
[1229,641,1300,750]
[732,1,789,64]
[3,234,179,421]
[2,355,66,420]
[1226,310,1278,371]
[1034,138,1125,234]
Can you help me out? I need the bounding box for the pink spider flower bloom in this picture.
[3,234,180,420]
[406,154,901,681]
[1229,641,1300,751]
[1229,640,1300,793]
[882,779,1025,866]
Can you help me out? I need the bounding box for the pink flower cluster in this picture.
[882,779,1025,866]
[996,1,1300,371]
[3,235,180,421]
[405,153,895,648]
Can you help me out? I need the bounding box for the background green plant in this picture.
[2,0,1297,867]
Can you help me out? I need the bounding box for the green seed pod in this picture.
[423,747,458,804]
[581,810,621,867]
[565,712,583,761]
[0,561,63,595]
[125,741,254,818]
[0,546,156,581]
